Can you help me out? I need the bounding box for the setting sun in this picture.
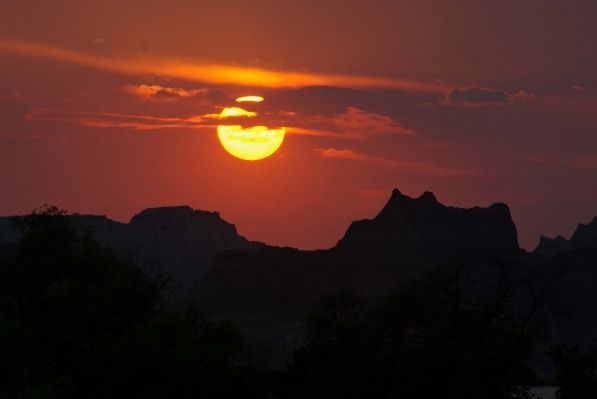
[217,125,285,161]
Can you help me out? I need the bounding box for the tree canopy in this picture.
[0,206,257,399]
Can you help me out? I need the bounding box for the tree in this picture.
[0,206,259,399]
[287,256,556,399]
[549,345,597,399]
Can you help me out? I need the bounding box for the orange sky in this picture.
[1,2,597,250]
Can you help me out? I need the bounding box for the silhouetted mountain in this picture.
[534,216,597,256]
[184,190,529,369]
[334,188,519,254]
[0,206,264,294]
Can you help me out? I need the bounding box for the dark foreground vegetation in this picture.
[1,207,596,398]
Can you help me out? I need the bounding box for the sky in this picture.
[1,2,596,251]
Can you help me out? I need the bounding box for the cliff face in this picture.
[534,216,597,257]
[0,206,264,294]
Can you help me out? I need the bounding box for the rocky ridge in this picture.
[182,189,529,368]
[534,216,597,257]
[0,206,264,294]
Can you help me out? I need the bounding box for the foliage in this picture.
[287,258,554,399]
[549,344,597,399]
[0,205,258,399]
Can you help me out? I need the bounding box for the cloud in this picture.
[572,85,585,91]
[24,108,215,131]
[23,106,261,131]
[0,135,67,145]
[0,92,26,101]
[318,148,486,177]
[1,39,449,92]
[531,154,597,169]
[415,102,436,110]
[123,84,211,102]
[441,86,535,107]
[92,38,104,44]
[202,107,257,120]
[291,107,417,138]
[330,107,416,136]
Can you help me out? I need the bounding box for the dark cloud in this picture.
[441,86,535,107]
[265,86,384,116]
[445,86,508,104]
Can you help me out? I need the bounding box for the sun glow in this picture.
[217,125,285,161]
[236,96,264,103]
[219,107,256,118]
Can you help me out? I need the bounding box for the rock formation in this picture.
[534,216,597,256]
[184,189,525,369]
[0,206,264,294]
[334,188,519,255]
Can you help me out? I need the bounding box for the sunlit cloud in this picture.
[572,85,585,91]
[123,84,209,102]
[331,107,416,136]
[318,148,486,177]
[204,107,257,120]
[24,108,214,131]
[440,86,535,107]
[289,107,416,139]
[92,38,104,44]
[23,107,261,130]
[531,154,597,169]
[1,40,449,92]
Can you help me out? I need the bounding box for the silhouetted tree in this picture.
[0,206,259,399]
[287,257,557,399]
[549,344,597,399]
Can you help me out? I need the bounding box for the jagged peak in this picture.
[418,191,438,203]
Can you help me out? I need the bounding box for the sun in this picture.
[216,96,285,161]
[217,125,284,161]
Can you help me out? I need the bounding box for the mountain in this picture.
[534,216,597,256]
[189,189,522,317]
[0,206,264,294]
[334,188,519,255]
[184,189,527,369]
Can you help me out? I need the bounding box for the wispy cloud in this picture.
[318,148,486,177]
[23,107,262,130]
[290,107,417,139]
[122,85,209,102]
[531,154,597,169]
[24,109,214,130]
[440,86,535,107]
[1,40,449,92]
[331,107,416,136]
